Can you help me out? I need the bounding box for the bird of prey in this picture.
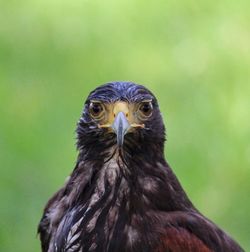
[38,82,243,252]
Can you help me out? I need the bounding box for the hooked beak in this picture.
[112,112,130,148]
[97,102,145,147]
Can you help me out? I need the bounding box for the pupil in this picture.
[143,104,150,112]
[93,105,100,114]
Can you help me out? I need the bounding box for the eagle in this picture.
[38,82,243,252]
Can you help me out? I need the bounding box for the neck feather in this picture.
[52,143,193,251]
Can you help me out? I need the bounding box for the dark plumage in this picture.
[38,82,243,252]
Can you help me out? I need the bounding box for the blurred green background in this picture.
[0,0,250,251]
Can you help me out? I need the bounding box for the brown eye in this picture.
[139,101,153,117]
[89,102,104,118]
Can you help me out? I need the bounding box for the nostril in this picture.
[114,113,116,118]
[126,113,128,117]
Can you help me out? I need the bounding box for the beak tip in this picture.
[112,112,130,147]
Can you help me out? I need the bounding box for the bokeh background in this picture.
[0,0,250,251]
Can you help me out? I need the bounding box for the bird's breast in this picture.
[51,157,143,251]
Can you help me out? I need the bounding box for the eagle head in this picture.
[77,81,166,159]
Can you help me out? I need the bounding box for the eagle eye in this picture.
[139,101,153,117]
[89,102,104,118]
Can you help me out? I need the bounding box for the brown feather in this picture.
[157,227,212,252]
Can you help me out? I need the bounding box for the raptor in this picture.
[38,82,243,252]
